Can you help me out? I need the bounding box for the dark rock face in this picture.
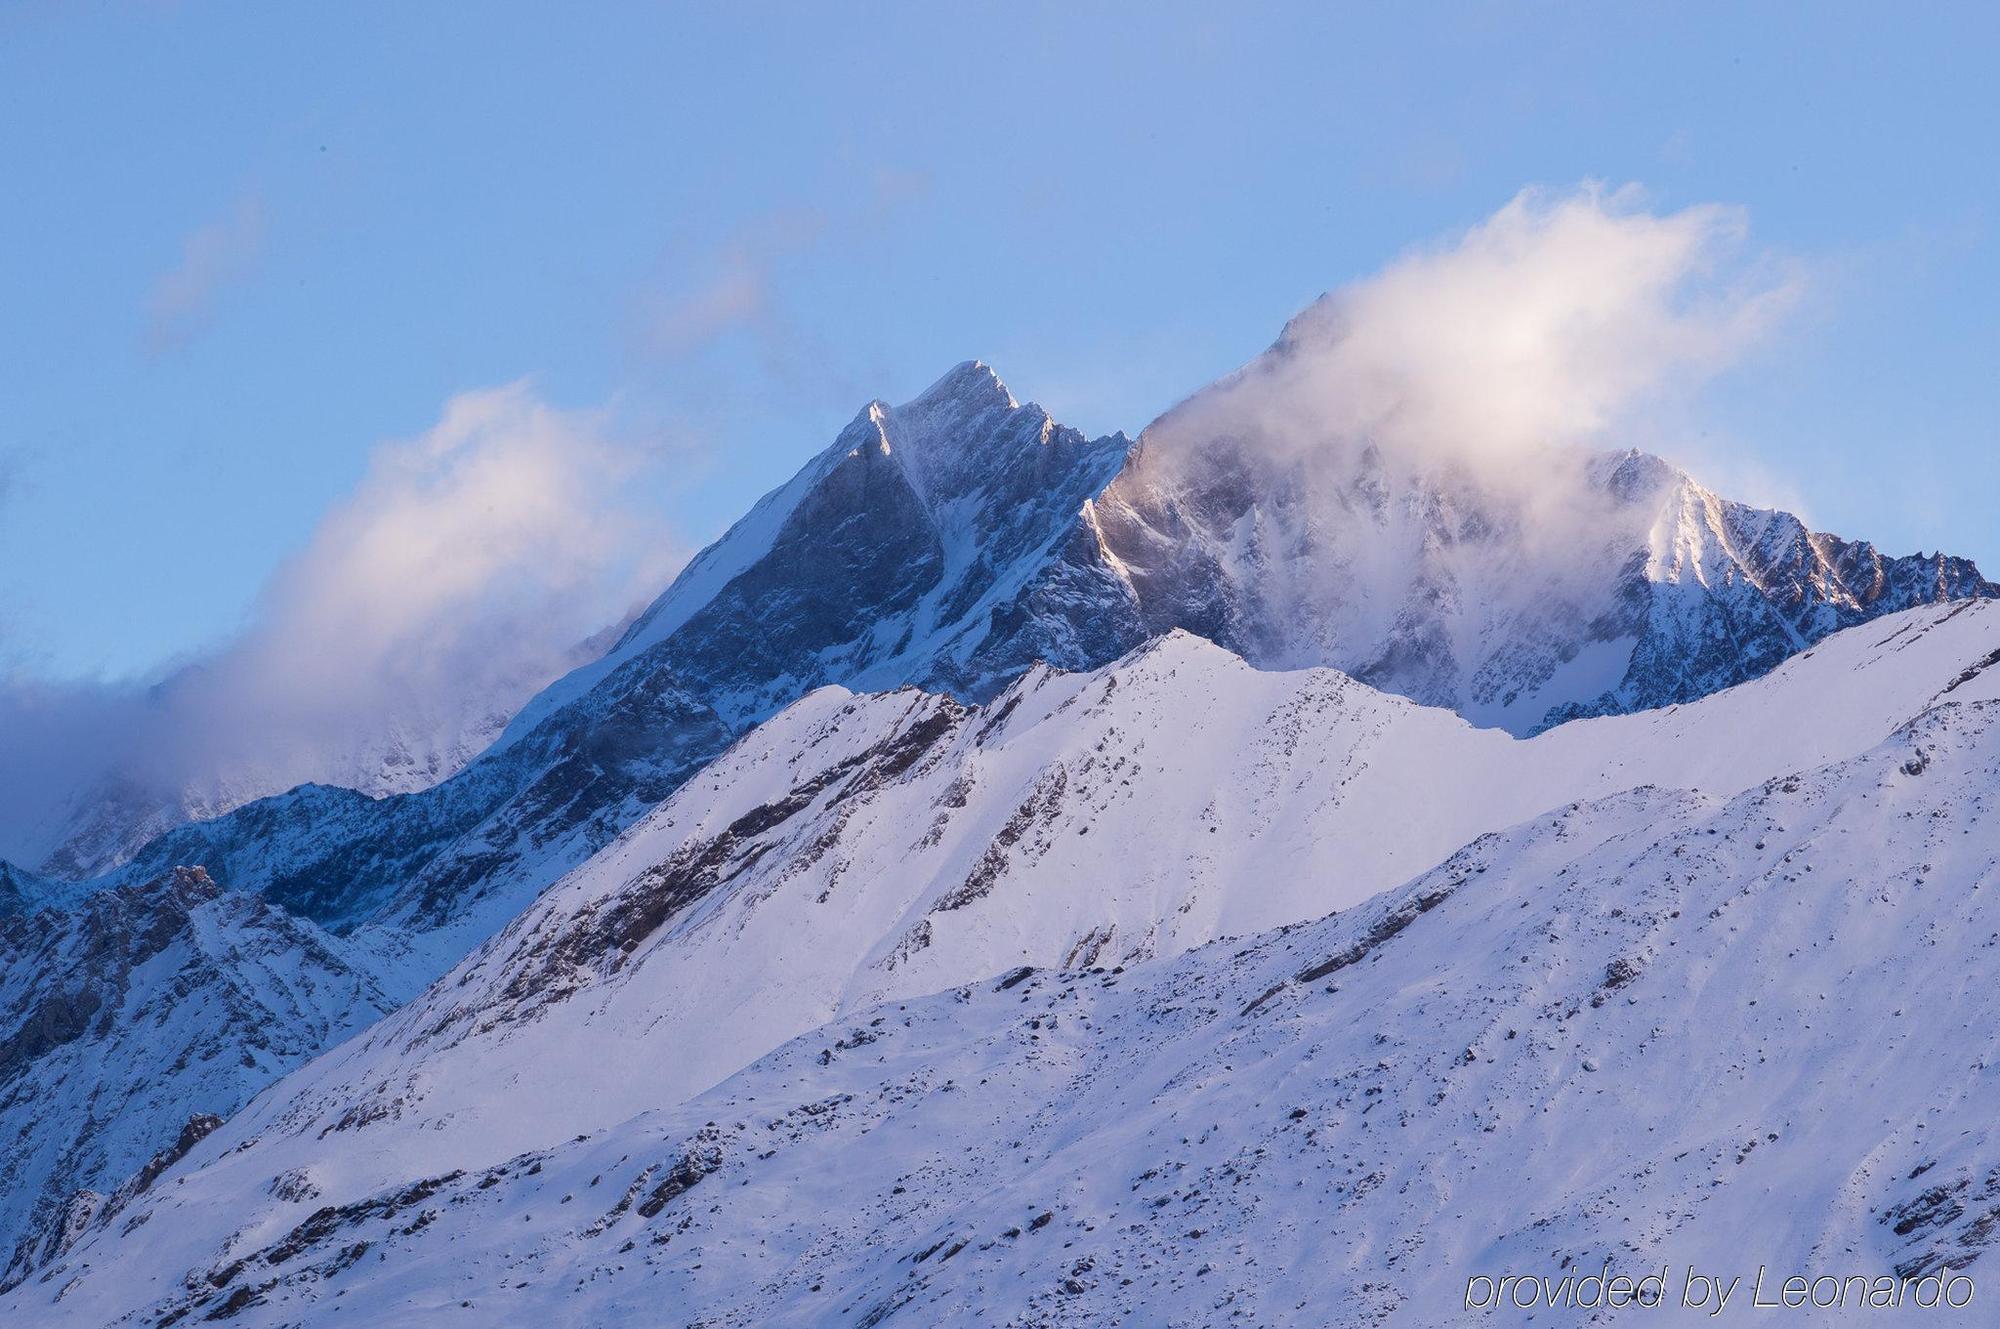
[663,426,946,697]
[1544,509,1996,729]
[0,868,219,1080]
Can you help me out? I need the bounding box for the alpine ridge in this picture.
[7,602,1999,1326]
[0,336,1991,1291]
[44,352,1994,938]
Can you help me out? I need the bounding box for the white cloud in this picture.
[1154,182,1799,468]
[145,193,267,356]
[0,385,686,870]
[164,384,681,771]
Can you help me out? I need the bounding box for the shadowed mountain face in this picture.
[0,351,1989,1271]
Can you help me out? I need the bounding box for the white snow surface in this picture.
[11,598,2000,1326]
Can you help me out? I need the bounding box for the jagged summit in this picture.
[590,359,1107,687]
[851,359,1049,510]
[907,357,1018,412]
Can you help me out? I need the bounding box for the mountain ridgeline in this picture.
[12,598,2000,1327]
[54,359,1996,942]
[0,341,1992,1294]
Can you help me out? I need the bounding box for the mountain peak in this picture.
[909,359,1017,413]
[865,360,1051,509]
[1588,446,1689,505]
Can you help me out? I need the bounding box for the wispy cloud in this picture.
[629,169,931,408]
[1153,182,1801,470]
[145,193,266,356]
[637,208,823,362]
[170,383,684,765]
[0,384,688,868]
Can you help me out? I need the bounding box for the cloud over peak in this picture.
[1156,182,1800,468]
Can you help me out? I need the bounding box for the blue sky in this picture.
[2,2,1995,680]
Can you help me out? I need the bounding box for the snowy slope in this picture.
[10,599,1998,1326]
[14,685,2000,1325]
[272,597,2000,1162]
[0,868,395,1287]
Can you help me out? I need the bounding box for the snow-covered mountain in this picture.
[182,599,2000,1175]
[0,867,395,1286]
[60,355,1993,947]
[0,341,1989,1281]
[15,608,2000,1320]
[1097,329,1994,732]
[9,600,1999,1326]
